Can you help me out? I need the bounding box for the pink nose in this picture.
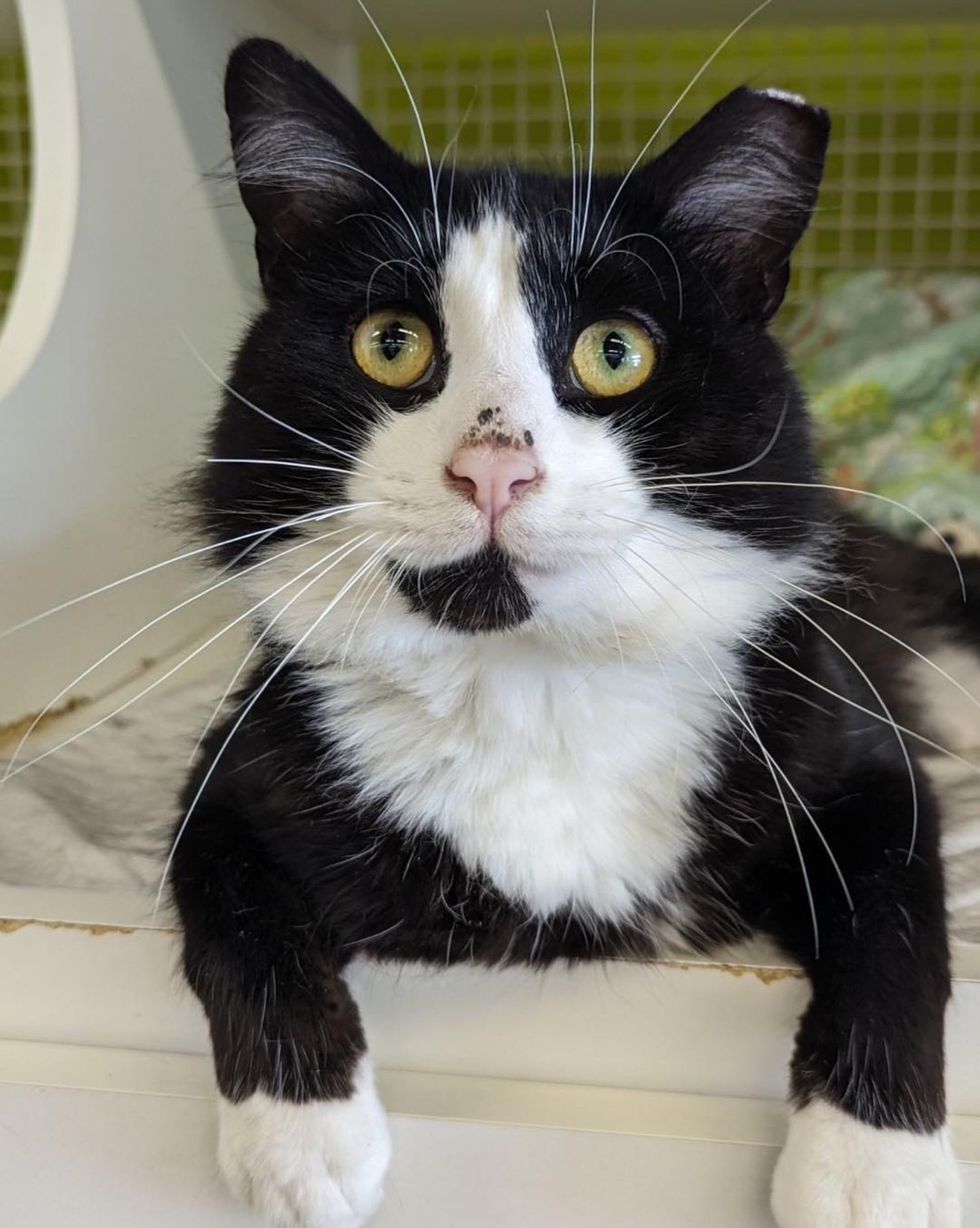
[447,445,541,527]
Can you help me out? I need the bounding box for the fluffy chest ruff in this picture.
[315,635,735,922]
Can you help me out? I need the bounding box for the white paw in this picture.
[771,1100,961,1227]
[217,1057,391,1228]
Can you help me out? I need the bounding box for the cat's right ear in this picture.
[225,38,403,292]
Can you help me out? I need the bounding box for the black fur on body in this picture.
[172,38,965,1202]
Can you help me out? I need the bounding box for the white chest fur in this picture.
[316,634,730,922]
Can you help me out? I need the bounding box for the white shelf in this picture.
[1,887,978,1114]
[0,1077,794,1228]
[0,885,975,1222]
[0,1045,978,1226]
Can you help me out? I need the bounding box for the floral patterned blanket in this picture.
[783,271,980,537]
[781,273,980,940]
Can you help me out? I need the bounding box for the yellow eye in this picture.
[571,319,657,397]
[352,308,435,388]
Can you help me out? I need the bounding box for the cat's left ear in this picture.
[651,87,830,321]
[224,38,407,293]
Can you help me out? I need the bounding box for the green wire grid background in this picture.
[361,23,980,307]
[0,50,28,320]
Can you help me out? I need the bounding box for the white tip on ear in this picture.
[653,85,830,318]
[756,87,809,107]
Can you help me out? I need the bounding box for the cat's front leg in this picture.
[762,771,960,1228]
[171,806,390,1228]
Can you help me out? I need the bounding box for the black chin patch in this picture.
[395,544,532,634]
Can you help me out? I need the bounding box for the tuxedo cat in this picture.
[171,38,965,1227]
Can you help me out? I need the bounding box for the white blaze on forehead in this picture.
[441,213,525,326]
[439,213,552,410]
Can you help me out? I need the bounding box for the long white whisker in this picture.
[368,549,414,634]
[787,597,919,861]
[207,458,355,477]
[644,477,966,599]
[3,526,354,781]
[337,537,408,669]
[612,541,852,935]
[588,246,665,295]
[696,641,853,913]
[578,0,598,256]
[435,93,476,183]
[180,329,375,469]
[240,149,427,255]
[3,536,373,783]
[592,229,684,315]
[608,545,821,952]
[619,511,980,721]
[697,645,822,956]
[652,396,792,483]
[154,536,395,917]
[355,0,440,248]
[337,209,416,255]
[365,256,425,319]
[546,10,577,265]
[446,140,460,240]
[188,531,378,761]
[215,502,387,575]
[435,88,476,241]
[746,632,976,772]
[0,504,368,640]
[775,574,980,724]
[615,517,952,860]
[588,0,776,257]
[614,519,977,776]
[592,556,682,781]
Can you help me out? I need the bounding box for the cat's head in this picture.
[201,38,830,659]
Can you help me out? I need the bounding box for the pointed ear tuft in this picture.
[654,87,830,320]
[224,38,401,291]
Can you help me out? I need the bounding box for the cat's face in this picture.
[201,40,830,655]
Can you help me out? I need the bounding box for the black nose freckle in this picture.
[477,408,494,425]
[524,430,534,446]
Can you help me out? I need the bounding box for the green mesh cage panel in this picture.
[360,24,980,306]
[0,51,29,322]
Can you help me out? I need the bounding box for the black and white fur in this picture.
[170,40,966,1228]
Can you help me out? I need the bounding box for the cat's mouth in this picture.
[391,543,533,634]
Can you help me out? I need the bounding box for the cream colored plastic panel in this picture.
[0,1045,978,1225]
[0,0,354,728]
[0,887,978,1115]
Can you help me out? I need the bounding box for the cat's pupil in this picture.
[379,322,406,362]
[602,331,627,370]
